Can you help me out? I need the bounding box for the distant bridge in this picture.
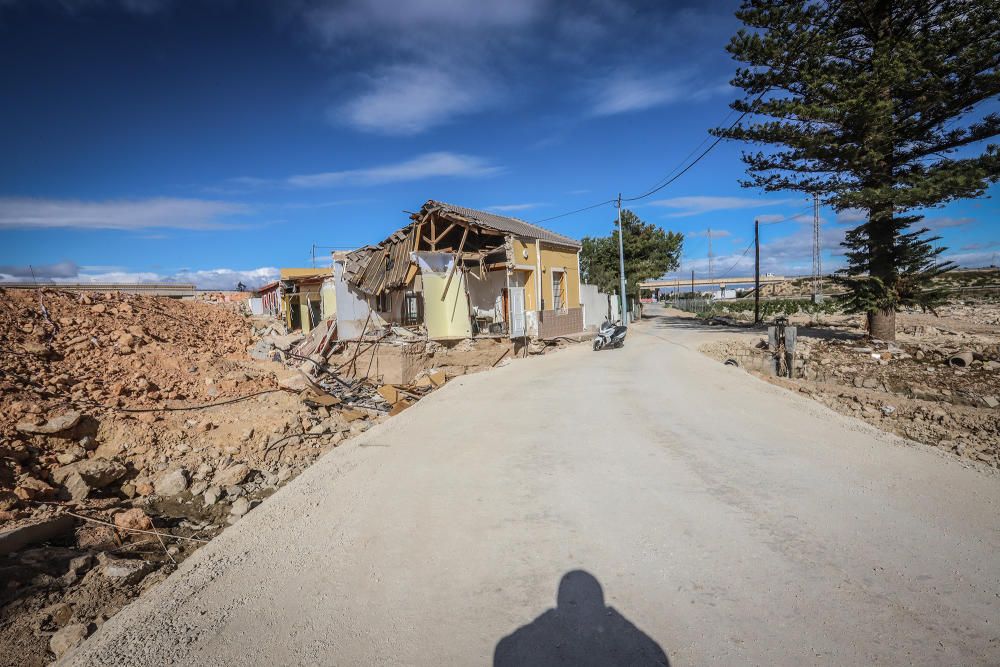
[638,275,787,290]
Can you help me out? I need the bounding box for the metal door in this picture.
[509,286,526,338]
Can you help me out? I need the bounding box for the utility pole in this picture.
[690,269,694,295]
[616,193,628,324]
[811,194,822,298]
[754,218,761,326]
[707,226,714,283]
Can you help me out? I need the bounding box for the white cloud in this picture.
[334,65,496,135]
[835,208,867,224]
[649,196,799,218]
[667,224,846,279]
[300,0,542,41]
[835,210,976,230]
[0,265,280,291]
[941,250,1000,268]
[488,203,543,212]
[756,212,811,224]
[0,197,249,230]
[922,216,975,230]
[687,229,732,238]
[590,71,730,116]
[0,260,79,279]
[284,152,501,188]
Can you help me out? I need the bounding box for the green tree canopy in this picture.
[580,210,683,299]
[713,0,1000,340]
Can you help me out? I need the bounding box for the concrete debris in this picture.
[229,496,251,517]
[52,459,127,489]
[50,622,89,658]
[0,284,580,665]
[699,298,1000,469]
[154,468,189,496]
[99,554,154,584]
[214,463,250,487]
[15,409,82,435]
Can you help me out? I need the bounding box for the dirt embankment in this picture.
[0,289,358,665]
[700,301,1000,470]
[0,287,574,665]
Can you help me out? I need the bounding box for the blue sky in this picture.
[1,0,998,289]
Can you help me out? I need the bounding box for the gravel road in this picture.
[65,309,1000,665]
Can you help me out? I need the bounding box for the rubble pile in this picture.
[1,287,559,665]
[0,289,362,666]
[700,307,1000,468]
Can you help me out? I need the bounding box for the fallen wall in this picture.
[333,261,371,339]
[414,252,472,339]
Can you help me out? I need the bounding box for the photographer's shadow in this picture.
[494,570,670,666]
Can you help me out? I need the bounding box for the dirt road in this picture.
[66,308,1000,665]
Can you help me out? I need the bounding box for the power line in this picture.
[621,93,768,204]
[531,8,835,223]
[716,240,755,280]
[531,199,616,224]
[758,206,814,225]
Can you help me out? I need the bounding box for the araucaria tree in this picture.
[714,0,1000,340]
[580,210,683,306]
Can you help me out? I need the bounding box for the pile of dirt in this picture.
[0,288,374,666]
[1,287,576,665]
[701,327,1000,469]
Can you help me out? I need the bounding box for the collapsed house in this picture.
[254,268,335,333]
[332,201,585,340]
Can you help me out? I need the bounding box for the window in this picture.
[402,291,422,325]
[374,291,390,313]
[552,270,566,311]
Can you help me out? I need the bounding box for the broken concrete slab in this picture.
[0,515,76,555]
[50,623,89,658]
[153,468,189,496]
[15,410,82,435]
[51,459,127,489]
[214,463,250,487]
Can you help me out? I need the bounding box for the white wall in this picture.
[580,283,618,328]
[466,269,506,314]
[333,260,371,339]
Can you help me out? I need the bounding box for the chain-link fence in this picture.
[668,295,714,315]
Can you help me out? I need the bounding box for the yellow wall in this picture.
[320,281,337,320]
[422,271,473,339]
[509,238,580,311]
[538,243,581,310]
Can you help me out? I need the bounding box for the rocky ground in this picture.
[699,300,1000,471]
[0,287,567,665]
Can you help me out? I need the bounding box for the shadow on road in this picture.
[493,570,669,666]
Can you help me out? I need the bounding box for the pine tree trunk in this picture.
[867,308,896,341]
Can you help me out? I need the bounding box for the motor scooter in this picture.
[592,319,627,351]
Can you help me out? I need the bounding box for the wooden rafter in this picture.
[433,222,457,244]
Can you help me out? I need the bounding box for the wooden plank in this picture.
[413,220,423,251]
[433,222,457,244]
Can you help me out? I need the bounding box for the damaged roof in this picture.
[423,201,581,249]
